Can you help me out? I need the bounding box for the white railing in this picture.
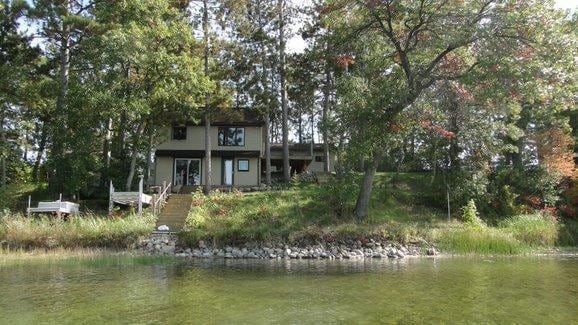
[151,181,171,215]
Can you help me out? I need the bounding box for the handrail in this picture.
[155,182,171,206]
[152,182,171,215]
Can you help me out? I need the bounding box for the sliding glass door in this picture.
[174,159,201,186]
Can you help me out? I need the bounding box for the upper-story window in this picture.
[218,127,245,146]
[172,126,187,140]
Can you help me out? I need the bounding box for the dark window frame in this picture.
[315,155,326,162]
[172,126,187,140]
[237,159,250,172]
[218,127,245,146]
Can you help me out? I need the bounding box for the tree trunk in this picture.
[298,113,303,144]
[265,110,272,186]
[258,2,272,187]
[33,123,47,182]
[322,43,331,172]
[126,123,145,191]
[100,118,113,187]
[310,107,314,157]
[203,0,212,194]
[278,0,290,182]
[0,109,6,187]
[204,112,212,192]
[354,152,381,219]
[145,125,154,187]
[51,5,71,192]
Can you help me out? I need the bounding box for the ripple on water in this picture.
[1,256,577,324]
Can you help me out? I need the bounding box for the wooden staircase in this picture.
[155,194,192,232]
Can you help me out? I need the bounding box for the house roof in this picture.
[173,108,264,127]
[270,143,329,153]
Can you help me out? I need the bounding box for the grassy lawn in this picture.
[180,172,575,255]
[181,173,449,246]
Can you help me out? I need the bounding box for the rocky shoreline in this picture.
[138,233,438,259]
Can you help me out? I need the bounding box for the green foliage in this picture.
[317,173,357,218]
[486,166,562,218]
[0,211,155,249]
[499,214,559,247]
[461,200,484,227]
[558,219,578,246]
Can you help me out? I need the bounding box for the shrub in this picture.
[557,219,578,246]
[317,174,357,219]
[488,166,562,217]
[461,200,484,227]
[499,213,559,247]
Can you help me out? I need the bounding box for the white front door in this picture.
[224,159,233,185]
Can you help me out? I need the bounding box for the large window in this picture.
[218,127,245,146]
[172,126,187,140]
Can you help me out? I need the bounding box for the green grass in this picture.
[499,213,559,247]
[180,173,449,246]
[0,247,176,267]
[432,224,528,255]
[0,211,156,250]
[179,173,576,255]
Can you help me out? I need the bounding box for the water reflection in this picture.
[1,256,577,324]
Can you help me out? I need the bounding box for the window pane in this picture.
[172,127,187,140]
[175,160,188,185]
[218,128,225,146]
[238,159,249,171]
[188,160,201,185]
[235,128,245,146]
[226,127,236,145]
[218,127,245,146]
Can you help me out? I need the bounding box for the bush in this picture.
[460,200,484,227]
[499,213,559,247]
[558,219,578,246]
[317,174,357,219]
[488,166,562,217]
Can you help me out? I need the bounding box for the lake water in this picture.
[1,256,577,324]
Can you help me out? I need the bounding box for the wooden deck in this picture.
[28,201,79,216]
[111,192,152,206]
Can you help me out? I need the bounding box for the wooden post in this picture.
[27,195,31,218]
[446,186,451,221]
[152,194,157,215]
[138,175,143,216]
[109,181,114,215]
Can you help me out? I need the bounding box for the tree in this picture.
[93,0,212,191]
[0,0,40,187]
[324,0,575,218]
[278,0,290,182]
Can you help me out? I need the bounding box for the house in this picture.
[152,109,335,191]
[269,143,336,175]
